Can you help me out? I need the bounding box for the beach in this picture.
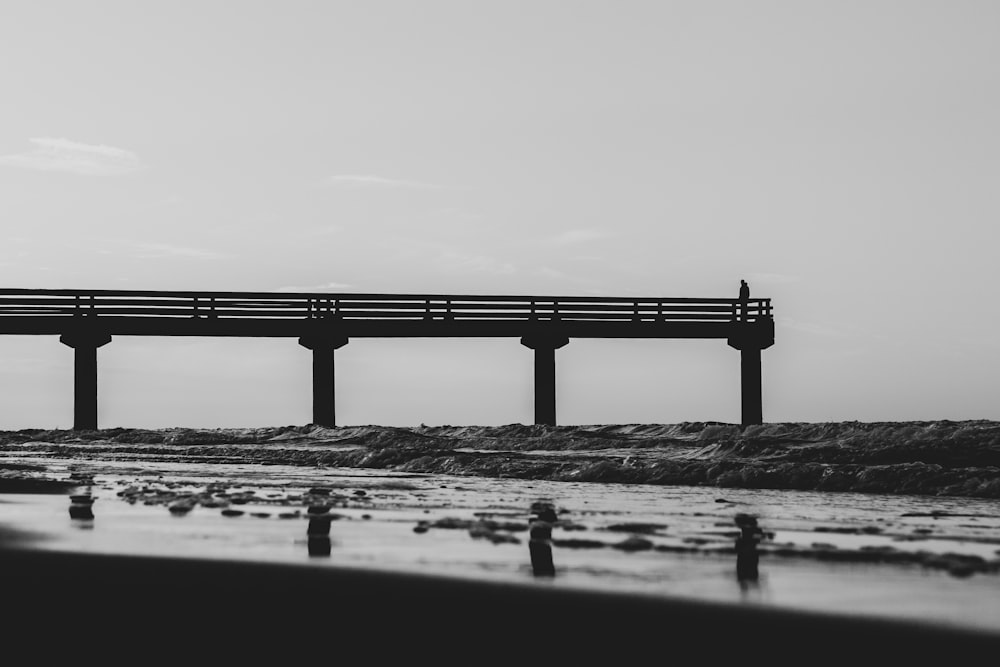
[2,422,1000,659]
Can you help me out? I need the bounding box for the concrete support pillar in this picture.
[59,330,112,431]
[740,347,762,426]
[520,335,569,426]
[727,317,774,427]
[298,335,348,427]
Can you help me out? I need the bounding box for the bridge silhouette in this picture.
[0,288,774,430]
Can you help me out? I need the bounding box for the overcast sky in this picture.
[1,1,998,429]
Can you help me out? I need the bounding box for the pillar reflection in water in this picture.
[68,493,95,521]
[307,514,332,557]
[528,500,557,577]
[734,513,762,588]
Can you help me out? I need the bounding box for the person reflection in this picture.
[307,515,332,557]
[734,513,761,587]
[529,501,556,577]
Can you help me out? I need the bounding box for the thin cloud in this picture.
[537,267,573,281]
[327,174,442,190]
[297,224,342,238]
[549,229,614,245]
[0,137,142,175]
[534,266,605,288]
[382,234,517,275]
[746,272,800,285]
[99,241,228,260]
[777,317,848,338]
[439,250,516,275]
[270,282,355,292]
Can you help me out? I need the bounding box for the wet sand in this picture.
[4,546,1000,661]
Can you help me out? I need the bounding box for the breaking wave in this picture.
[2,420,999,498]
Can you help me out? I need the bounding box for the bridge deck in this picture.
[0,288,775,428]
[0,289,772,338]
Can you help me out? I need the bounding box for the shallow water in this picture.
[2,455,999,634]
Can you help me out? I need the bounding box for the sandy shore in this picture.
[4,545,999,661]
[4,426,1000,661]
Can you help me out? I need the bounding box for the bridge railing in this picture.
[0,289,773,323]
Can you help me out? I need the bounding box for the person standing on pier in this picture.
[738,279,750,321]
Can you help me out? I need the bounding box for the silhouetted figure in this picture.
[734,513,761,584]
[738,279,750,321]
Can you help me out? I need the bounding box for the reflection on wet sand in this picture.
[529,500,557,577]
[307,513,333,557]
[69,493,95,521]
[735,513,762,590]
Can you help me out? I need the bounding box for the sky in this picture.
[1,1,998,429]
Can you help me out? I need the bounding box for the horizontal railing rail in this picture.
[0,289,773,323]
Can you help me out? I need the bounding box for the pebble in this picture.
[605,522,667,535]
[612,536,655,552]
[552,538,606,549]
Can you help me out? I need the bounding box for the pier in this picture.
[0,289,774,429]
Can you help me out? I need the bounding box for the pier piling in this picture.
[59,330,112,431]
[298,335,348,427]
[727,319,774,426]
[520,335,569,426]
